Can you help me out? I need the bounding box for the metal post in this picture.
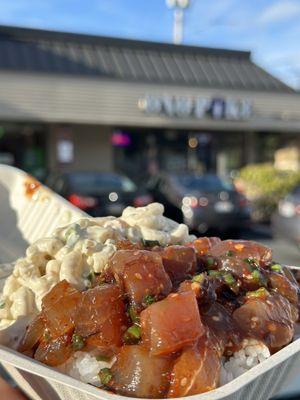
[173,8,184,44]
[166,0,190,45]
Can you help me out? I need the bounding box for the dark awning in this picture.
[0,25,293,93]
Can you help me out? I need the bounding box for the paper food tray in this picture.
[0,164,299,400]
[0,164,86,264]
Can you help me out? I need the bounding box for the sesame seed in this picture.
[212,316,220,321]
[135,273,142,280]
[234,244,245,251]
[181,377,187,387]
[251,317,259,322]
[170,293,179,298]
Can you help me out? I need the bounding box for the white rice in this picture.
[220,338,270,385]
[59,338,270,389]
[58,351,116,387]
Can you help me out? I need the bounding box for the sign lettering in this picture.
[138,95,252,120]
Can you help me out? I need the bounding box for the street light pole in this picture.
[173,8,183,44]
[166,0,190,45]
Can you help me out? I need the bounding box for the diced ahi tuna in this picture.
[34,331,73,366]
[269,271,299,305]
[160,246,197,285]
[74,284,127,351]
[208,241,272,289]
[141,291,204,356]
[85,331,125,356]
[233,293,295,351]
[18,314,45,353]
[42,280,81,338]
[168,337,221,397]
[109,250,172,308]
[188,237,221,256]
[178,275,218,306]
[201,302,241,354]
[108,345,173,398]
[210,240,272,269]
[116,240,143,250]
[178,280,204,298]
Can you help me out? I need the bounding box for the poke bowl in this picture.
[0,165,299,400]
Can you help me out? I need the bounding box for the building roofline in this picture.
[0,24,251,59]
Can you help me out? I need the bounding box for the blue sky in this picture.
[0,0,299,88]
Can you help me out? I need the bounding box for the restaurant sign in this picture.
[138,95,252,120]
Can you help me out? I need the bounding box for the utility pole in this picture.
[166,0,190,45]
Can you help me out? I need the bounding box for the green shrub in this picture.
[236,163,300,222]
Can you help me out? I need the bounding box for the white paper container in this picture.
[0,164,86,264]
[0,164,299,400]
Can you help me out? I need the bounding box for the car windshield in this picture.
[174,175,233,192]
[68,173,137,194]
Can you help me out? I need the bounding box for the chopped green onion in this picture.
[251,269,267,285]
[141,239,160,248]
[251,269,261,280]
[127,325,141,339]
[99,368,112,385]
[225,250,234,257]
[96,355,111,362]
[246,287,269,298]
[223,273,236,285]
[271,264,282,272]
[143,294,155,306]
[123,325,141,344]
[244,257,259,267]
[128,306,140,323]
[206,257,214,267]
[87,271,95,282]
[208,270,222,278]
[192,273,205,283]
[72,333,85,350]
[0,300,5,309]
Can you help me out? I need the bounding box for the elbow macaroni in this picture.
[0,203,195,328]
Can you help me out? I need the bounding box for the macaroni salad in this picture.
[0,203,195,328]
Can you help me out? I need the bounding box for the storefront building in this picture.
[0,25,299,182]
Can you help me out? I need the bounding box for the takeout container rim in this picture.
[0,164,88,216]
[0,337,300,400]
